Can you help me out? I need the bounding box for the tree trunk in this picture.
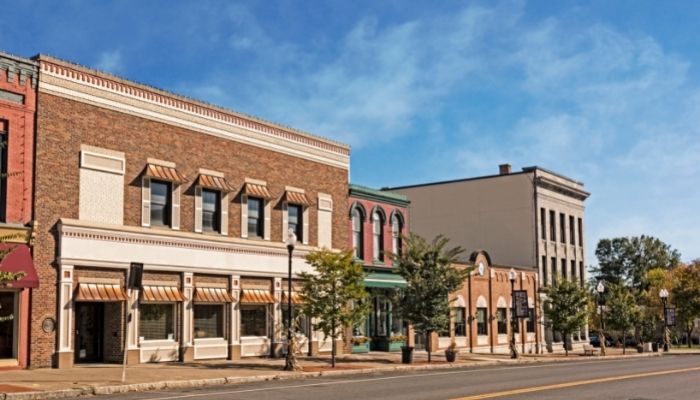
[564,336,569,357]
[687,327,693,349]
[331,318,337,368]
[427,330,432,363]
[623,333,626,355]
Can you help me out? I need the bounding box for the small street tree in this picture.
[604,283,641,354]
[543,278,588,356]
[298,249,370,368]
[671,261,700,348]
[391,234,470,363]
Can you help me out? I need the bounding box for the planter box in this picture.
[373,339,406,352]
[352,342,370,353]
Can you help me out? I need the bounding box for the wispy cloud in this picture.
[95,49,124,73]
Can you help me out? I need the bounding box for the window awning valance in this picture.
[75,283,128,302]
[364,271,407,289]
[141,285,185,302]
[244,183,274,200]
[197,174,236,192]
[194,287,234,303]
[144,164,188,184]
[285,191,311,206]
[282,291,303,305]
[241,289,275,304]
[0,244,39,288]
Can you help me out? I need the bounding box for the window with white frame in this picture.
[240,304,268,337]
[139,303,176,340]
[193,304,224,338]
[150,180,172,227]
[477,307,488,335]
[372,209,384,261]
[288,204,303,242]
[351,207,363,259]
[247,197,264,238]
[202,189,221,233]
[391,212,402,255]
[453,307,466,337]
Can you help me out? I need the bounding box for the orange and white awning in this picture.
[197,174,236,192]
[75,283,128,302]
[244,183,274,200]
[240,289,275,304]
[281,291,304,305]
[144,164,187,184]
[193,287,234,303]
[285,191,311,206]
[141,285,185,302]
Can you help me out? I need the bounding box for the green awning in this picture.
[364,272,407,289]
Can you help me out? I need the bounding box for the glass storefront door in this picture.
[0,292,17,359]
[75,302,104,363]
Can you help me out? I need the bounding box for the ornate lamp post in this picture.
[509,268,518,359]
[660,288,669,352]
[596,281,606,356]
[284,229,297,371]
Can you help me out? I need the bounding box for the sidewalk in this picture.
[0,349,662,399]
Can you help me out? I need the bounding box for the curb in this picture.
[1,352,665,399]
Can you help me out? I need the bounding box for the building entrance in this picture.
[74,302,104,363]
[0,292,17,359]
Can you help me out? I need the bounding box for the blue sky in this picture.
[3,0,699,262]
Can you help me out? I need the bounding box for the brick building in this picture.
[0,52,39,369]
[30,55,350,368]
[347,184,409,353]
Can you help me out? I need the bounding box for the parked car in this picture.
[589,335,612,348]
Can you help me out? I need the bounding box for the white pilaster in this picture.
[230,275,240,344]
[58,265,74,352]
[273,277,282,341]
[182,272,194,348]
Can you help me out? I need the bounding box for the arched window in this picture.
[351,207,363,259]
[372,209,384,261]
[391,212,403,256]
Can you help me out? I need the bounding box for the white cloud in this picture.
[95,50,124,73]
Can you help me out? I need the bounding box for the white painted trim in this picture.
[80,150,125,175]
[194,186,203,233]
[146,158,176,168]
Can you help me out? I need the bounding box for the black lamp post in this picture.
[596,281,606,356]
[660,288,669,352]
[284,229,297,370]
[509,268,518,359]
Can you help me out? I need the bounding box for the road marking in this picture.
[137,358,647,400]
[451,365,700,399]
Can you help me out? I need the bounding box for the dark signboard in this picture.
[665,308,676,327]
[513,290,529,318]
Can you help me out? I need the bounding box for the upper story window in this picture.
[150,180,172,227]
[202,189,221,233]
[372,208,385,262]
[559,213,566,243]
[549,210,556,241]
[391,212,403,256]
[540,208,546,240]
[351,207,364,259]
[247,197,264,238]
[569,215,575,245]
[577,217,583,247]
[288,204,303,242]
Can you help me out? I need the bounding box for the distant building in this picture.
[389,164,590,352]
[0,52,38,369]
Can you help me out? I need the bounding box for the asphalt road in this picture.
[103,355,700,400]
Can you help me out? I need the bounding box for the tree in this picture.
[391,234,470,363]
[671,261,700,348]
[604,283,641,354]
[543,278,588,356]
[298,249,370,368]
[592,236,681,295]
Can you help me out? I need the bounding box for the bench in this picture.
[583,344,599,356]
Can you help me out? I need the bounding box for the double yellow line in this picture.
[451,366,700,399]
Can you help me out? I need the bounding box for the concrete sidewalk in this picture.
[0,349,662,399]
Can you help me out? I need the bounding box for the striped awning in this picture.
[141,285,185,302]
[194,287,234,303]
[285,191,311,206]
[144,164,187,184]
[241,289,275,304]
[244,183,274,200]
[75,283,128,302]
[282,291,303,305]
[197,174,236,192]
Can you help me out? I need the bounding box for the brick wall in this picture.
[347,196,409,267]
[30,91,349,367]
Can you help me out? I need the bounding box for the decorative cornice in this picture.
[536,176,590,201]
[0,52,38,87]
[36,55,350,168]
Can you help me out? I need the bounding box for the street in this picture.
[101,355,700,400]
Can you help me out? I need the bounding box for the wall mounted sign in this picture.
[42,317,56,333]
[513,290,529,318]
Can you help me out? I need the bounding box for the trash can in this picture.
[652,342,659,352]
[401,346,414,364]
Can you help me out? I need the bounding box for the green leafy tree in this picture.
[391,234,470,363]
[543,278,589,356]
[604,283,641,354]
[592,236,681,295]
[671,261,700,348]
[298,249,370,368]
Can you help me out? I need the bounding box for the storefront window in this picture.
[0,292,16,358]
[527,308,535,333]
[139,303,175,340]
[240,305,268,337]
[476,307,488,336]
[453,307,466,337]
[194,304,224,338]
[281,304,309,337]
[497,308,507,334]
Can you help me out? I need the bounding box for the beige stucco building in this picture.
[389,164,590,352]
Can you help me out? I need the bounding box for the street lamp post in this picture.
[660,288,669,352]
[596,281,606,356]
[284,229,297,371]
[509,268,518,359]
